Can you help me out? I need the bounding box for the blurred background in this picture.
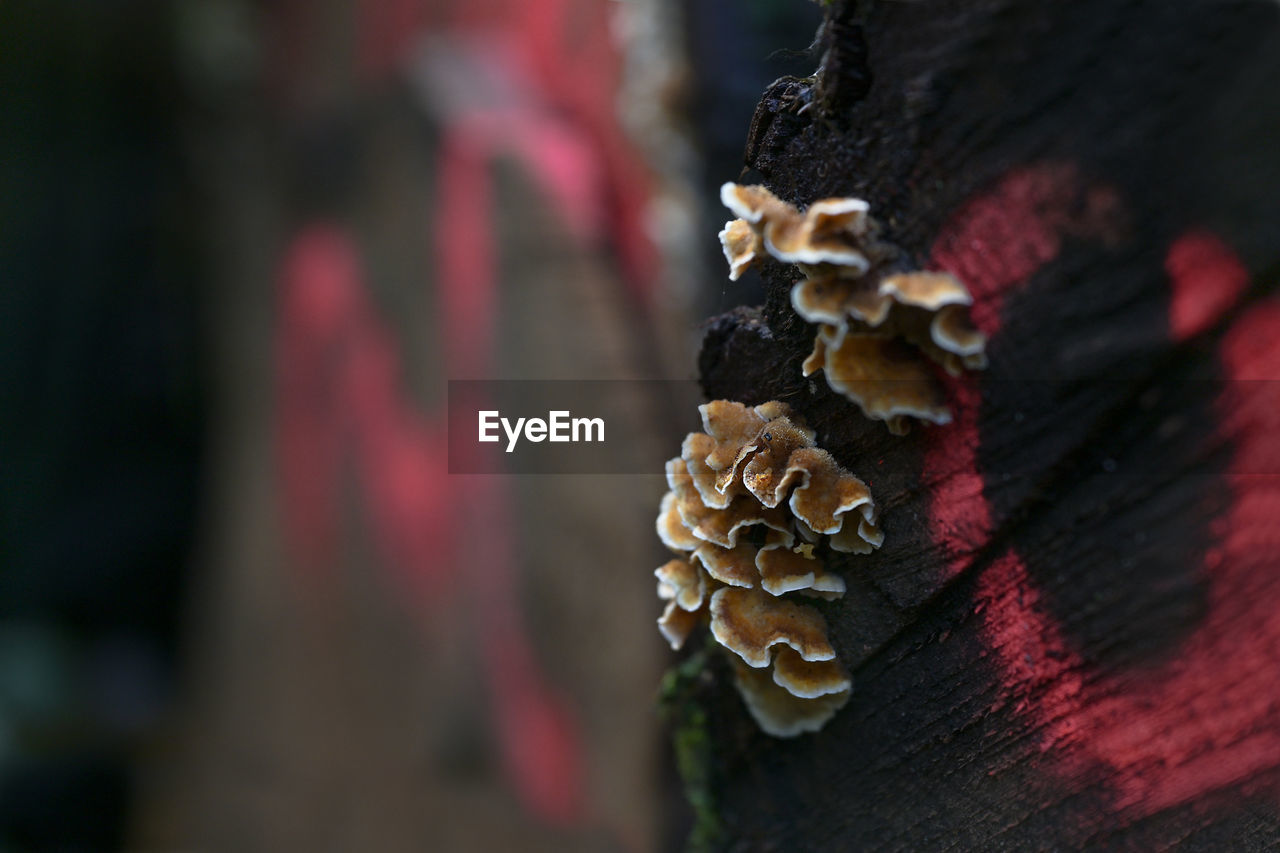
[0,0,823,849]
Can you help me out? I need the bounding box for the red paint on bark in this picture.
[925,164,1280,819]
[976,302,1280,814]
[1166,230,1249,342]
[925,163,1098,574]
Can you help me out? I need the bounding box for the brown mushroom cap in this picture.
[658,600,704,651]
[792,276,894,328]
[754,543,820,596]
[859,517,885,548]
[698,400,767,471]
[794,271,976,335]
[656,490,699,552]
[871,297,987,379]
[771,646,853,699]
[720,182,790,225]
[878,271,971,309]
[691,494,793,550]
[715,441,760,498]
[720,183,877,273]
[741,418,818,507]
[808,331,952,433]
[752,400,795,422]
[789,265,986,427]
[692,542,759,589]
[668,457,793,549]
[754,543,847,597]
[762,212,872,272]
[719,218,762,281]
[731,657,852,737]
[830,515,884,554]
[801,330,832,380]
[698,401,816,500]
[699,400,800,444]
[682,431,736,509]
[784,447,875,537]
[656,558,706,612]
[796,575,848,601]
[710,587,836,668]
[807,197,873,239]
[931,304,988,362]
[721,179,986,435]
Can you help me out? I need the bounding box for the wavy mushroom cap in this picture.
[719,183,880,274]
[731,658,852,738]
[692,542,759,589]
[656,558,706,612]
[805,333,952,434]
[710,586,837,669]
[719,218,762,281]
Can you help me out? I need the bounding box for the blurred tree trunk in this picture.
[682,0,1280,848]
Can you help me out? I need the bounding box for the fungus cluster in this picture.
[656,400,881,736]
[719,183,988,433]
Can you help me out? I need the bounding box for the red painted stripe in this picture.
[1166,230,1248,341]
[925,164,1089,576]
[925,163,1280,820]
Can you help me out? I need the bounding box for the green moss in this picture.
[660,648,725,853]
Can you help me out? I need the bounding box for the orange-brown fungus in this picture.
[783,447,876,537]
[754,543,817,596]
[804,330,952,435]
[720,183,882,273]
[732,658,852,737]
[668,457,791,549]
[770,646,852,700]
[658,602,703,651]
[791,276,893,327]
[656,558,707,651]
[692,542,759,589]
[709,587,835,668]
[719,183,988,430]
[682,431,734,509]
[656,558,705,612]
[654,400,880,736]
[699,399,772,470]
[741,418,820,507]
[795,272,986,428]
[657,490,699,552]
[718,218,763,281]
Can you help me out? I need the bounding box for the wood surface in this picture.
[682,1,1280,848]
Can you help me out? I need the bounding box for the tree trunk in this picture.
[677,0,1280,848]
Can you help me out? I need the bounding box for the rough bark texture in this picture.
[683,1,1280,848]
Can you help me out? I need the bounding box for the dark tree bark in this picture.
[679,1,1280,848]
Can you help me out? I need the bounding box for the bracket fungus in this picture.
[657,558,707,650]
[718,183,989,432]
[653,400,880,737]
[720,184,882,274]
[718,218,761,282]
